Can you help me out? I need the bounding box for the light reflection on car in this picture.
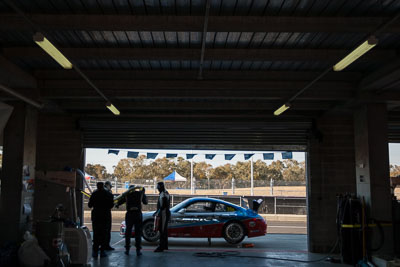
[120,197,267,244]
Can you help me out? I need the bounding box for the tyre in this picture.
[223,222,245,244]
[142,220,160,243]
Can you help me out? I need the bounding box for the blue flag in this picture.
[225,154,235,160]
[186,154,196,159]
[166,153,177,158]
[263,153,274,160]
[127,151,139,158]
[108,149,119,155]
[205,154,216,160]
[147,153,158,159]
[282,152,293,159]
[244,154,254,160]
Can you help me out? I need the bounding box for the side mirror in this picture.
[178,208,186,214]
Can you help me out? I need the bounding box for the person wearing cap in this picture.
[153,181,171,252]
[104,181,114,250]
[88,182,114,258]
[116,184,148,256]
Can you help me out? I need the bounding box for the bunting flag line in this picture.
[225,154,235,160]
[263,153,274,160]
[108,149,119,155]
[127,151,139,158]
[186,154,196,159]
[205,154,216,160]
[108,149,295,162]
[147,153,158,159]
[244,154,254,160]
[282,152,293,159]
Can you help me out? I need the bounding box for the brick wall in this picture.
[307,115,356,253]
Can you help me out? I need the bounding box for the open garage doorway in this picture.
[83,148,308,248]
[389,143,400,199]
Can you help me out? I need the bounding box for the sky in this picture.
[84,143,400,173]
[85,148,306,173]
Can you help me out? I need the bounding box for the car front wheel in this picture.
[142,220,160,243]
[223,222,245,244]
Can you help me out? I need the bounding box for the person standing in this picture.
[88,182,114,258]
[104,181,115,251]
[153,182,170,252]
[116,185,148,256]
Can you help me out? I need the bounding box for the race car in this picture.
[120,197,267,244]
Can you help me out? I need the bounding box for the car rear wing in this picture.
[252,199,263,213]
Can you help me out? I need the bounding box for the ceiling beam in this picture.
[4,47,395,62]
[57,100,333,111]
[34,70,362,81]
[39,80,355,100]
[41,89,351,101]
[40,80,354,90]
[1,14,399,33]
[0,55,37,88]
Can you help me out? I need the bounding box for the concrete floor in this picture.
[90,233,350,267]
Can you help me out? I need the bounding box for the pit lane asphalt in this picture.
[90,233,350,267]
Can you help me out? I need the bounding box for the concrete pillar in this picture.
[354,103,393,254]
[0,102,37,243]
[34,114,84,223]
[307,114,356,253]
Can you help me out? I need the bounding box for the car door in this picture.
[179,200,217,237]
[168,205,192,237]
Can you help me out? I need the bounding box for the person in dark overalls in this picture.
[153,182,171,252]
[116,185,148,256]
[88,182,114,258]
[104,181,114,251]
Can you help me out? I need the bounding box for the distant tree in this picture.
[176,157,191,178]
[149,157,175,182]
[210,164,234,189]
[85,164,111,180]
[253,160,269,180]
[113,155,148,182]
[390,164,400,177]
[193,161,213,180]
[267,160,285,181]
[233,161,251,180]
[282,159,305,181]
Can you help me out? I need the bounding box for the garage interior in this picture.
[0,0,400,266]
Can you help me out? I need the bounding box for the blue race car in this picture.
[120,197,267,244]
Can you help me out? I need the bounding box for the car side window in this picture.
[186,201,213,213]
[215,203,236,212]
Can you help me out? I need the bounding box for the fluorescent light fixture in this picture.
[274,103,290,116]
[333,36,378,72]
[106,102,120,116]
[33,32,73,69]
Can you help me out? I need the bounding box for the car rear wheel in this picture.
[142,220,160,243]
[223,222,245,244]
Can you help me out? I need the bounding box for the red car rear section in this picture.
[244,217,267,238]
